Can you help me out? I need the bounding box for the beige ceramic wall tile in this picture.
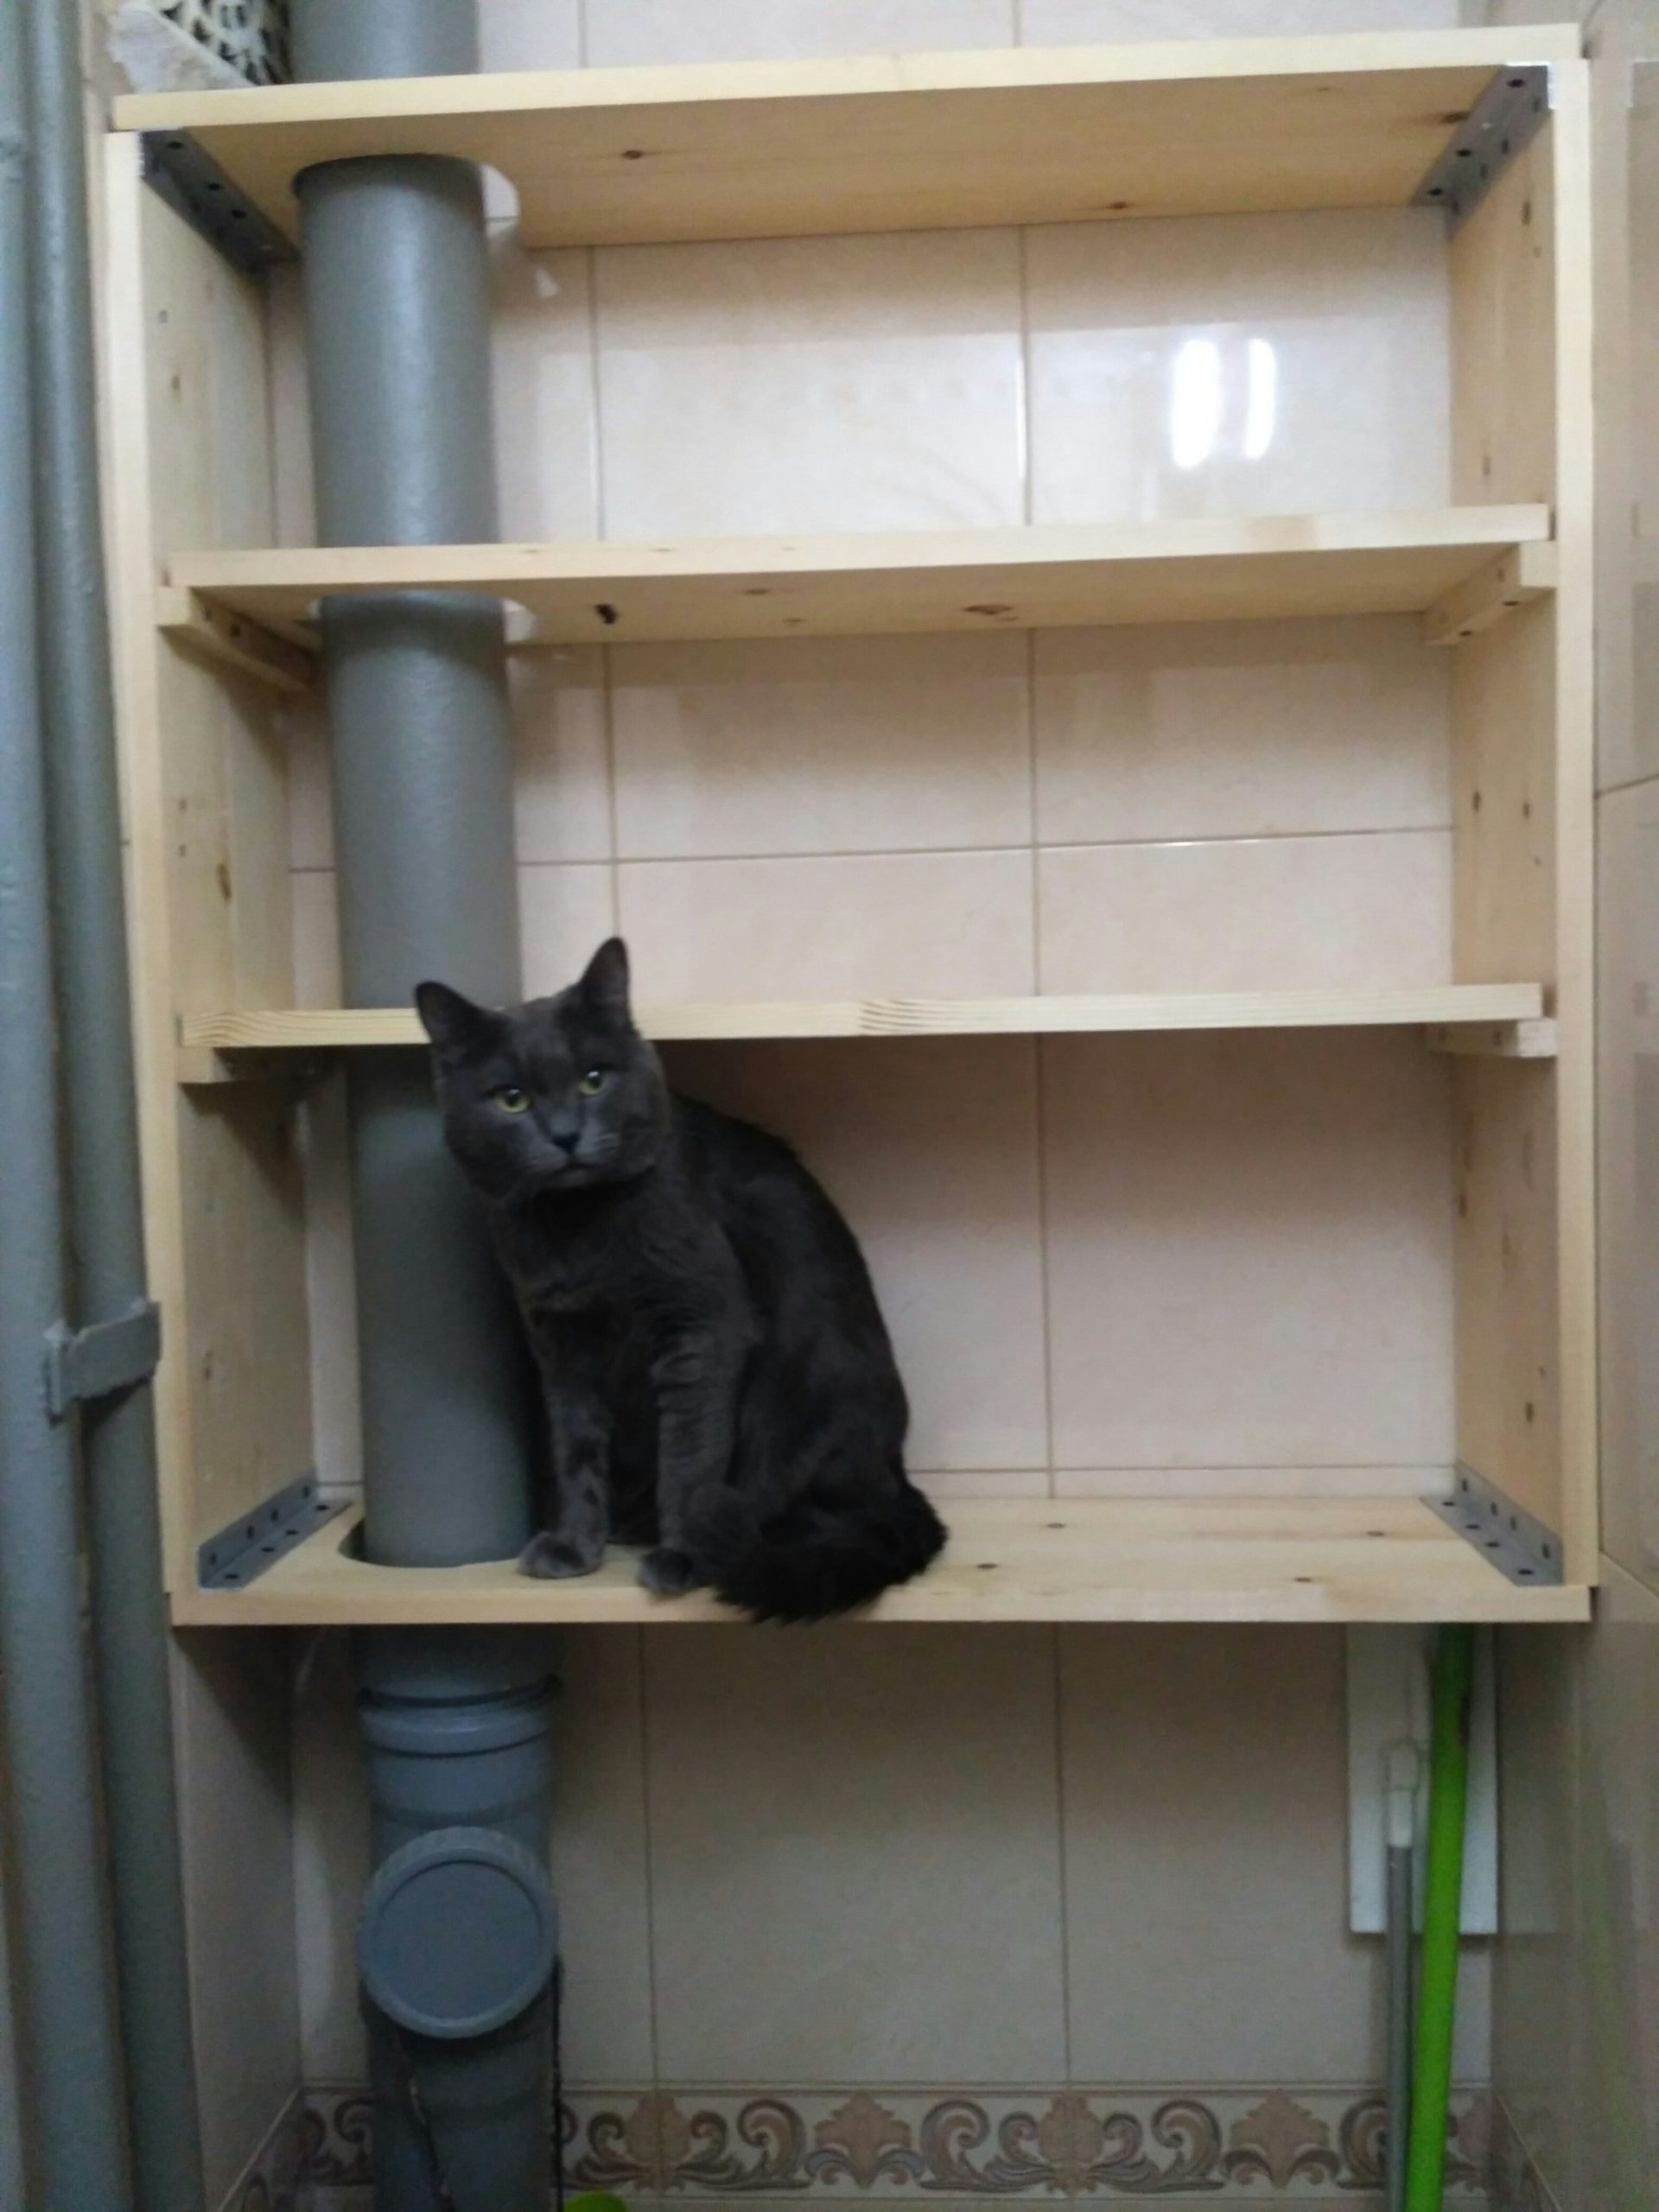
[1042,1030,1455,1468]
[1034,617,1451,846]
[300,1073,360,1491]
[477,0,582,71]
[583,0,1014,66]
[1595,779,1659,1597]
[609,632,1033,860]
[642,1625,1065,2082]
[175,1632,302,2204]
[1038,830,1452,993]
[266,263,315,549]
[1019,0,1459,35]
[1057,1464,1438,1496]
[1593,1,1659,791]
[1573,1560,1659,2212]
[519,861,620,991]
[1026,210,1449,523]
[1494,1614,1585,2208]
[290,1634,368,2080]
[1060,1627,1487,2082]
[619,849,1035,998]
[491,239,601,540]
[594,231,1026,537]
[512,646,613,864]
[544,1630,658,2083]
[664,1038,1049,1472]
[292,870,341,1007]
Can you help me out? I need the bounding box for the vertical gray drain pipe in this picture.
[23,0,206,2202]
[0,1,130,2202]
[289,3,556,2205]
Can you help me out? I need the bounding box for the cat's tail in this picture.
[685,1477,947,1623]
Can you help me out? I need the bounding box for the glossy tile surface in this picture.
[1033,616,1450,846]
[175,1632,302,2205]
[519,861,620,988]
[512,646,613,866]
[1020,0,1461,35]
[642,1626,1065,2082]
[491,240,601,540]
[594,230,1026,537]
[1061,1625,1493,2082]
[476,0,581,72]
[617,849,1035,998]
[1042,1030,1455,1470]
[610,632,1033,860]
[1595,779,1659,1596]
[1026,211,1449,523]
[1573,1562,1659,2211]
[1039,830,1452,992]
[584,0,1014,64]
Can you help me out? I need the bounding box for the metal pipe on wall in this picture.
[0,1,130,2202]
[22,0,206,2200]
[291,3,556,2205]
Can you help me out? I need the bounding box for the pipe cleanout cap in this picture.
[359,1827,556,2039]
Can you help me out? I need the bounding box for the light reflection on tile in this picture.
[1027,210,1449,522]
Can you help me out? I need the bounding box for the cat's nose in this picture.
[550,1125,582,1155]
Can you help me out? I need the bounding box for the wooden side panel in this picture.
[1451,132,1556,508]
[1447,65,1597,1578]
[1452,1061,1560,1531]
[101,137,313,1584]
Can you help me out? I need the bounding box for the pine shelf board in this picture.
[181,984,1548,1061]
[172,1497,1591,1626]
[112,26,1580,251]
[168,508,1554,648]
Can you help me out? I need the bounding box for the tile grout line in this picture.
[1051,1624,1074,2088]
[634,1626,666,2132]
[281,823,1460,878]
[582,231,625,935]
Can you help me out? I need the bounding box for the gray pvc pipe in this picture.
[292,4,553,2204]
[0,3,130,2202]
[23,0,206,2201]
[300,158,531,1567]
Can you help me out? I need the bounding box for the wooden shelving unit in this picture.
[102,26,1597,1628]
[166,508,1554,652]
[175,1499,1591,1628]
[181,986,1552,1062]
[115,26,1578,248]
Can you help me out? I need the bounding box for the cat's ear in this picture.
[415,981,501,1057]
[577,937,633,1027]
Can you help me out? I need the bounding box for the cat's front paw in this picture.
[519,1530,604,1580]
[638,1545,701,1599]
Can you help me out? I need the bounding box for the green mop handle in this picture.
[1403,1625,1475,2212]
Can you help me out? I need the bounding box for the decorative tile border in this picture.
[219,2089,308,2212]
[1490,2099,1563,2212]
[303,2082,1491,2205]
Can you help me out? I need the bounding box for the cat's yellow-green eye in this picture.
[577,1068,608,1097]
[493,1085,531,1115]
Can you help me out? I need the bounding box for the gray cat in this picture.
[416,938,946,1618]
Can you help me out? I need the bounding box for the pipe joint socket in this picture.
[359,1826,556,2040]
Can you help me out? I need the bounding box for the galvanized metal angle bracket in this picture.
[196,1472,348,1592]
[140,131,295,275]
[1426,1461,1564,1586]
[1414,63,1554,230]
